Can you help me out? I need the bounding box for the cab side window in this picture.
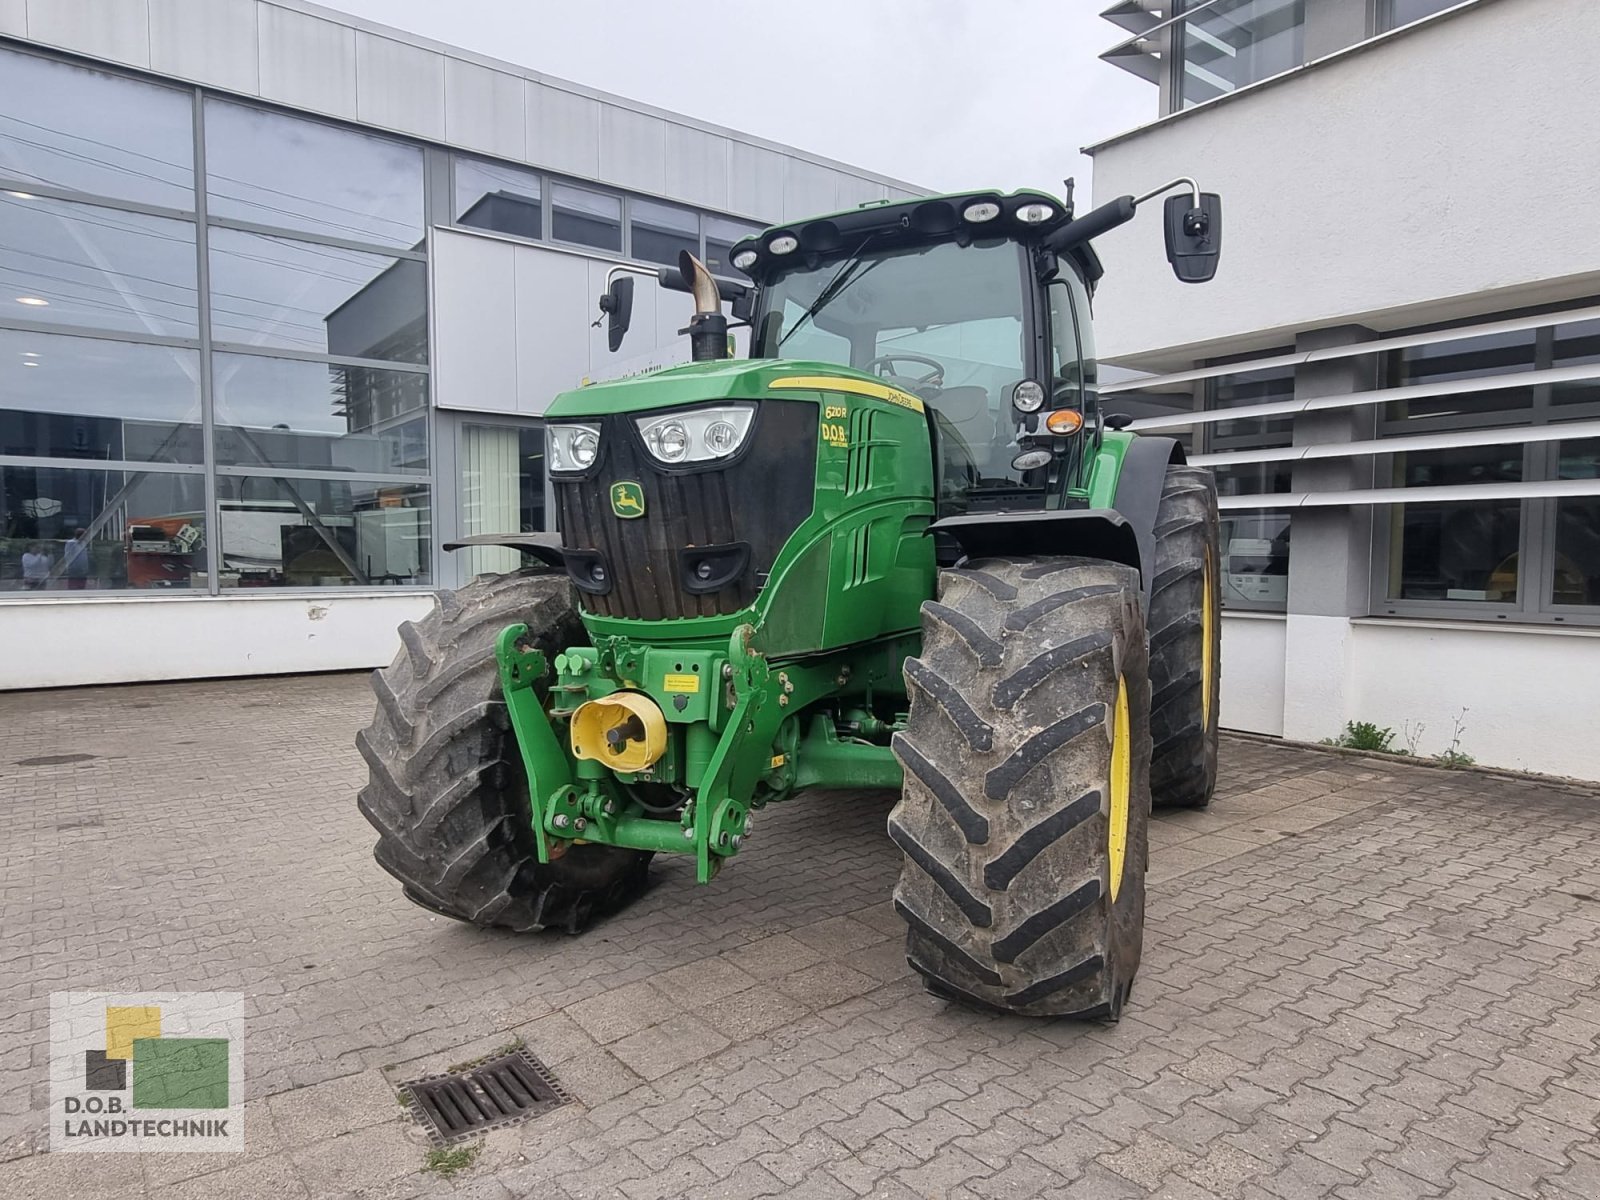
[1049,272,1098,410]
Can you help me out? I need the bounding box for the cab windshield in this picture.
[752,238,1038,511]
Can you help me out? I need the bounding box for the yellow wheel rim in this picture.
[1108,675,1130,903]
[1201,547,1216,729]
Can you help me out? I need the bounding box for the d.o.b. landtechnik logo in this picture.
[49,992,244,1153]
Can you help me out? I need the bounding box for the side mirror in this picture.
[1164,192,1221,283]
[598,275,634,352]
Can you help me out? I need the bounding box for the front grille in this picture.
[555,400,818,621]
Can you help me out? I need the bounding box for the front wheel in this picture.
[889,556,1152,1018]
[356,569,652,933]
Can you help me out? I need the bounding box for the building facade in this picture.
[0,0,920,688]
[1090,0,1600,779]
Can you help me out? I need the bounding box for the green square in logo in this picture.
[131,1038,229,1109]
[610,481,645,519]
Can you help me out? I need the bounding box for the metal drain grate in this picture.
[401,1049,570,1146]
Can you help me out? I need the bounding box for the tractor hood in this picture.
[546,358,924,421]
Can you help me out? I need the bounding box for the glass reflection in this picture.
[1389,447,1524,602]
[0,194,198,337]
[212,353,428,475]
[215,474,430,586]
[1,463,205,590]
[551,184,621,251]
[0,46,194,208]
[208,229,427,362]
[455,158,541,239]
[0,329,202,462]
[205,100,423,248]
[631,198,697,266]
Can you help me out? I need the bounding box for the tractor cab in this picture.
[744,218,1095,517]
[600,186,1220,520]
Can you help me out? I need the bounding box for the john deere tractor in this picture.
[358,180,1223,1018]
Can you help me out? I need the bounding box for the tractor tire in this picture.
[889,556,1152,1019]
[356,568,651,933]
[1148,465,1222,809]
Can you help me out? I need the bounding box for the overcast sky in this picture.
[321,0,1155,196]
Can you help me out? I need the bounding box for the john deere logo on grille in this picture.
[610,481,645,519]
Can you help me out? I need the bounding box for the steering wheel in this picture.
[865,353,945,389]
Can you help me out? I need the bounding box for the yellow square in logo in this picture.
[106,1006,161,1061]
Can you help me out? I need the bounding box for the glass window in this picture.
[705,216,763,278]
[1221,512,1290,607]
[1553,438,1600,607]
[761,239,1029,505]
[1386,330,1536,424]
[207,229,427,363]
[1387,446,1523,603]
[770,298,850,365]
[1211,461,1292,496]
[1179,0,1305,109]
[0,47,194,209]
[1552,318,1600,412]
[1,463,205,591]
[630,199,698,267]
[214,474,430,586]
[1208,363,1294,444]
[212,353,427,476]
[459,422,545,576]
[204,100,424,249]
[454,158,542,240]
[551,184,621,252]
[0,194,198,338]
[1047,273,1098,410]
[0,329,202,463]
[1382,0,1463,31]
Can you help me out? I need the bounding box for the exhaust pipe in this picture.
[679,251,729,362]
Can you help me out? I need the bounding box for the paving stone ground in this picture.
[3,672,1600,1199]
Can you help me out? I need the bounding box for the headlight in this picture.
[962,201,1000,223]
[636,404,755,465]
[1014,202,1054,224]
[1012,380,1046,413]
[547,422,601,472]
[732,249,759,270]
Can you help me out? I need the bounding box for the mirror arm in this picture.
[1131,176,1200,208]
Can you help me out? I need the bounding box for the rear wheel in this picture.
[889,556,1152,1018]
[357,569,651,933]
[1148,465,1222,809]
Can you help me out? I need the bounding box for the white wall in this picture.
[1089,0,1600,366]
[1345,620,1600,780]
[1215,607,1600,780]
[0,593,433,689]
[1220,612,1286,736]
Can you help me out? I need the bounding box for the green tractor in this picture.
[358,180,1223,1018]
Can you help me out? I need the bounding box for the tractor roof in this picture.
[730,188,1097,286]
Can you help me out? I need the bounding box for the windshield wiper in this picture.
[777,235,881,350]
